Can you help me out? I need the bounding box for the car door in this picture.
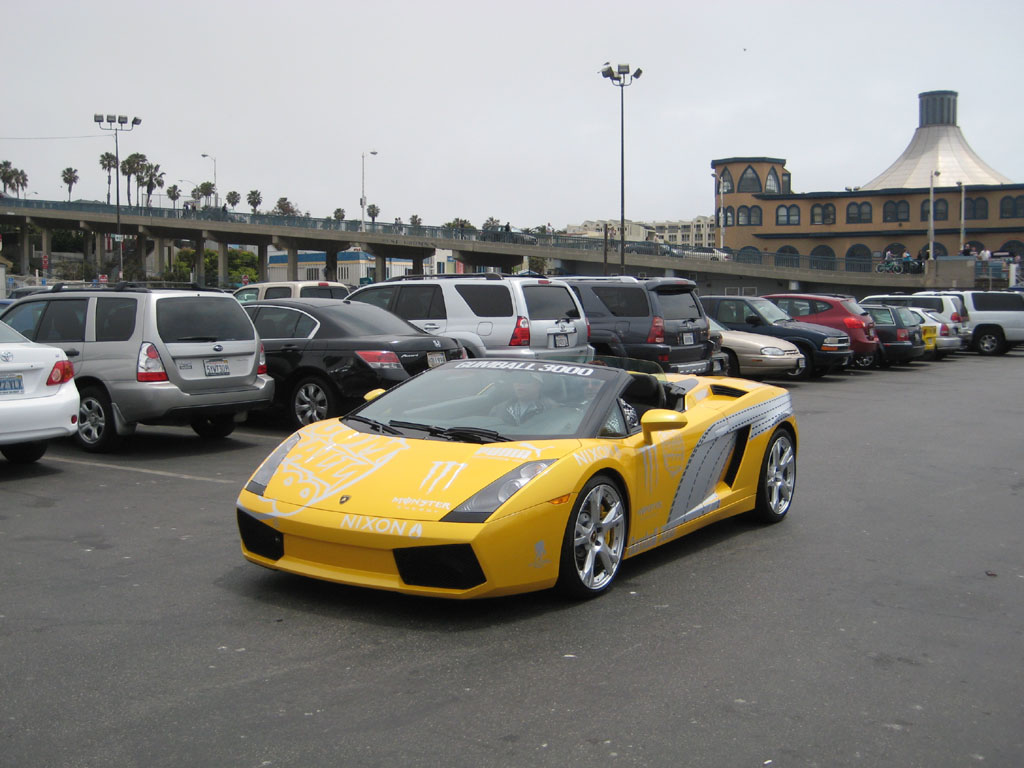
[245,305,315,384]
[4,298,89,366]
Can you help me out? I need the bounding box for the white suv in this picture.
[861,293,971,349]
[347,274,593,360]
[914,290,1024,354]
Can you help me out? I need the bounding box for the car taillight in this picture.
[843,316,866,329]
[586,318,591,341]
[137,342,168,382]
[940,323,950,336]
[509,316,531,346]
[950,312,961,322]
[646,316,665,344]
[355,350,403,369]
[896,328,909,341]
[258,343,267,374]
[46,360,74,385]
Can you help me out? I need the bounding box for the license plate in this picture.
[554,334,569,347]
[204,358,230,377]
[683,333,694,345]
[0,374,24,395]
[426,351,445,368]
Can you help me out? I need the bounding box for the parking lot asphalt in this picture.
[2,351,1022,767]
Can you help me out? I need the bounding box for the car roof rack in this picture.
[559,275,641,283]
[383,273,507,282]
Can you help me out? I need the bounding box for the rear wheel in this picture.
[974,328,1005,356]
[1,440,49,464]
[76,385,124,453]
[725,350,740,377]
[557,476,627,599]
[191,415,236,439]
[290,375,339,429]
[751,428,796,524]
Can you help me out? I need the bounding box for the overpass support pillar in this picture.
[41,228,51,280]
[193,235,206,286]
[153,237,166,274]
[325,245,339,282]
[287,245,298,281]
[19,225,31,274]
[218,242,229,287]
[94,233,105,271]
[374,254,386,282]
[134,233,147,280]
[258,244,269,281]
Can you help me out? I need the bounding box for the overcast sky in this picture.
[3,0,1022,230]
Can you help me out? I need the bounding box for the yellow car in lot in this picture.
[236,357,798,599]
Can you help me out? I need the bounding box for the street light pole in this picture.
[957,180,966,254]
[361,150,378,232]
[94,113,141,280]
[712,172,725,248]
[929,170,940,261]
[201,153,218,206]
[600,63,642,274]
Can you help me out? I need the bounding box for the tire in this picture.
[783,346,813,381]
[893,262,904,274]
[973,328,1005,356]
[750,428,796,524]
[76,385,124,453]
[191,415,236,439]
[725,350,740,377]
[556,476,627,599]
[290,375,339,429]
[875,263,885,273]
[1,440,48,464]
[851,353,875,369]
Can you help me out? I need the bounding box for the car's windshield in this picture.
[749,298,792,323]
[352,361,619,439]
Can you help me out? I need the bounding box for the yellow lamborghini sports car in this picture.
[236,358,798,599]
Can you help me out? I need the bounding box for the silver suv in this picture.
[0,285,274,451]
[914,289,1024,354]
[347,274,593,360]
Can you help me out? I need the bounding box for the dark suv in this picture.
[700,294,852,379]
[563,276,723,374]
[763,293,879,369]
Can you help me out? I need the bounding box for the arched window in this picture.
[765,168,780,194]
[1016,196,1024,218]
[883,201,898,222]
[845,244,872,273]
[1000,239,1024,256]
[884,242,907,258]
[811,204,823,225]
[777,245,799,254]
[967,198,988,220]
[921,199,930,220]
[750,206,762,226]
[858,202,872,223]
[787,205,800,225]
[737,165,762,193]
[725,206,735,226]
[720,168,734,194]
[897,201,909,221]
[999,196,1014,218]
[774,246,800,268]
[737,246,763,264]
[929,242,948,258]
[846,202,861,223]
[964,198,974,219]
[737,206,750,226]
[776,205,790,225]
[810,245,837,270]
[823,204,836,224]
[933,199,948,221]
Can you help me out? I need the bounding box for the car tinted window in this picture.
[157,297,255,342]
[812,300,833,314]
[973,292,1024,311]
[896,307,918,326]
[395,285,445,320]
[320,303,425,336]
[349,286,396,311]
[454,285,513,317]
[714,299,747,324]
[234,287,259,304]
[776,298,810,316]
[299,286,350,299]
[522,285,579,320]
[251,306,301,338]
[264,287,291,299]
[1,300,47,339]
[96,297,137,342]
[907,296,941,311]
[591,286,649,317]
[655,289,702,321]
[865,306,895,325]
[36,299,87,342]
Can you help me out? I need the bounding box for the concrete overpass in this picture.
[1,198,976,293]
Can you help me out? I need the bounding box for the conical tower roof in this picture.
[860,91,1011,190]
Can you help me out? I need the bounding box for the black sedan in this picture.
[860,304,925,366]
[243,298,465,428]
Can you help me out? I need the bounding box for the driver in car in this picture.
[492,374,556,425]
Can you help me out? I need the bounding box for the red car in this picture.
[763,293,878,369]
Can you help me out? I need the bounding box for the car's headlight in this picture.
[823,336,845,345]
[759,346,786,356]
[244,433,301,496]
[442,460,555,523]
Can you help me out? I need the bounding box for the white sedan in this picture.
[0,321,80,463]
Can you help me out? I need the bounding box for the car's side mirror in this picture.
[641,409,687,444]
[745,314,762,326]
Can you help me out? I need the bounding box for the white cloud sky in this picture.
[3,0,1022,229]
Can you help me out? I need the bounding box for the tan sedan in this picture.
[709,318,805,378]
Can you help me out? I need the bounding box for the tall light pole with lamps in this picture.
[929,170,940,261]
[94,113,141,280]
[201,153,218,206]
[712,172,725,248]
[600,62,642,273]
[361,150,378,232]
[957,180,966,254]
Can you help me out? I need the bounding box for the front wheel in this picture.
[191,415,237,439]
[851,352,875,369]
[1,440,49,464]
[750,428,796,524]
[783,349,813,381]
[557,476,627,599]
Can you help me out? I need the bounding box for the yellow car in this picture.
[236,358,798,599]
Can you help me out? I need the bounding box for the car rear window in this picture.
[907,296,941,311]
[840,299,868,315]
[655,289,702,321]
[522,285,580,320]
[299,286,349,299]
[157,297,255,342]
[264,287,292,299]
[590,286,650,317]
[972,292,1024,311]
[865,306,895,325]
[455,285,513,317]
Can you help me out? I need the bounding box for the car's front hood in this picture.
[251,421,581,521]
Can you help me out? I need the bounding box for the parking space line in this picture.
[47,456,241,485]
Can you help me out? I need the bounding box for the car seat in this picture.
[622,373,666,415]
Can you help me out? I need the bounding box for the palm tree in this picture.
[367,204,380,223]
[99,152,117,204]
[247,190,262,214]
[190,187,202,205]
[166,184,181,210]
[226,190,240,209]
[333,208,345,220]
[0,160,13,194]
[11,169,28,198]
[409,214,422,227]
[198,181,216,207]
[61,167,79,201]
[444,217,474,230]
[120,152,147,206]
[142,163,165,207]
[272,197,299,216]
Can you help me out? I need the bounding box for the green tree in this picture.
[483,216,500,229]
[272,197,299,216]
[61,167,79,201]
[198,181,216,207]
[190,187,202,204]
[141,163,165,207]
[120,152,147,206]
[0,160,12,194]
[166,184,181,210]
[246,190,262,214]
[367,203,380,223]
[11,168,28,198]
[333,208,345,220]
[444,217,475,230]
[226,190,241,209]
[409,214,422,227]
[99,152,117,204]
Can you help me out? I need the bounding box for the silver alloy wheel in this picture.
[294,380,330,425]
[763,432,796,516]
[79,395,107,445]
[573,483,626,591]
[976,331,1001,355]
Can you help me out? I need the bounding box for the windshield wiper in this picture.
[389,420,510,443]
[346,414,402,435]
[175,335,219,342]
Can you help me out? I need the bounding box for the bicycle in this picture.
[875,260,904,274]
